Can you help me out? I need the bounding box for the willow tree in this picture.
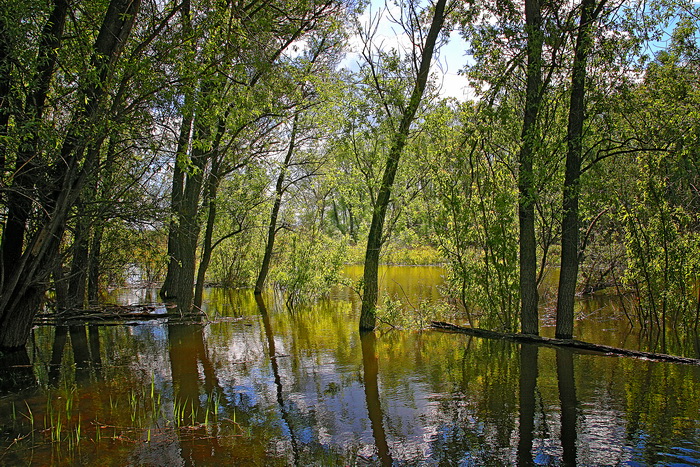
[0,0,141,349]
[517,0,546,335]
[359,0,451,331]
[555,0,607,339]
[160,0,345,311]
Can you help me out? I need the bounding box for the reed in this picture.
[2,383,247,463]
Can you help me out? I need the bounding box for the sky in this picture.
[339,0,474,101]
[339,0,700,102]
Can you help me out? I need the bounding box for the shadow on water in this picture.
[360,331,393,466]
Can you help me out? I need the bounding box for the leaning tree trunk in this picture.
[359,0,448,331]
[0,0,140,349]
[518,0,545,336]
[555,0,602,339]
[255,115,299,295]
[1,0,69,284]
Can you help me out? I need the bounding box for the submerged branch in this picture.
[431,321,700,366]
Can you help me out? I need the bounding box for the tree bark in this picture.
[87,224,103,304]
[67,199,91,309]
[160,0,194,300]
[359,0,448,331]
[555,0,602,339]
[518,0,545,335]
[255,114,299,295]
[173,112,210,311]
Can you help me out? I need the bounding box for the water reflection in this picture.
[256,293,300,466]
[360,331,393,466]
[0,272,699,464]
[517,344,538,466]
[0,347,34,394]
[557,348,577,466]
[48,325,102,386]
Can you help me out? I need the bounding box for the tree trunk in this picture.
[87,223,103,304]
[518,0,544,336]
[0,0,141,350]
[359,0,448,331]
[86,134,117,305]
[68,199,91,309]
[255,114,299,295]
[173,114,209,311]
[160,0,194,300]
[555,0,601,339]
[161,110,192,299]
[194,116,227,308]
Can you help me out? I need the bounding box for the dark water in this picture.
[1,266,699,465]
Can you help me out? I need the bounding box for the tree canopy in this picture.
[1,0,699,348]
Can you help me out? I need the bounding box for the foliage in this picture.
[428,102,520,332]
[271,231,347,308]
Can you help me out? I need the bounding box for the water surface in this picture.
[1,266,699,465]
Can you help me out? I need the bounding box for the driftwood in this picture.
[431,321,700,366]
[34,305,206,326]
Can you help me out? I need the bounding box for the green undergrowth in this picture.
[375,296,457,330]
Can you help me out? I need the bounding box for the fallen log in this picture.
[33,305,205,325]
[431,321,700,366]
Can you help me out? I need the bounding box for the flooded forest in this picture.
[1,0,700,464]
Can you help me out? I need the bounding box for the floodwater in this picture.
[1,266,699,465]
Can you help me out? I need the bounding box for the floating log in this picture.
[431,321,700,366]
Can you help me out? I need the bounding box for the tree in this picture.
[359,0,450,331]
[0,0,141,349]
[160,0,345,311]
[518,0,545,335]
[555,0,607,339]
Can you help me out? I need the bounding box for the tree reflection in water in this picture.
[557,348,578,466]
[255,294,300,466]
[48,325,101,386]
[360,331,393,466]
[517,343,538,466]
[1,276,699,465]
